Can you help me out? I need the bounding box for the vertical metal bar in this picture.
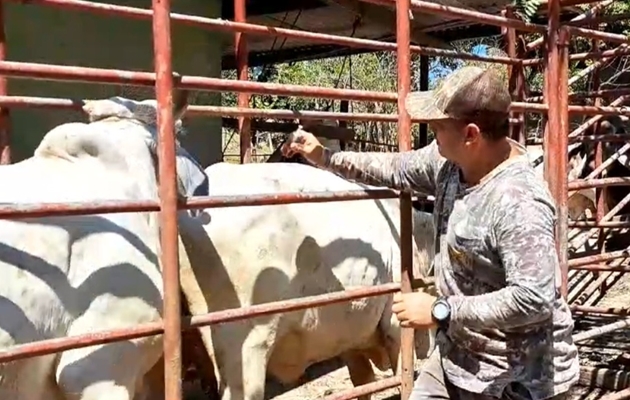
[0,1,10,165]
[557,26,570,299]
[418,55,429,148]
[151,0,182,397]
[235,0,251,164]
[395,0,414,399]
[542,31,551,184]
[590,14,607,294]
[339,100,349,151]
[503,7,525,145]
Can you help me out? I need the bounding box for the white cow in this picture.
[176,161,436,400]
[0,93,209,400]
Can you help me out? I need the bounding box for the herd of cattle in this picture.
[0,92,626,400]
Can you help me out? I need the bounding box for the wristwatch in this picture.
[431,297,451,327]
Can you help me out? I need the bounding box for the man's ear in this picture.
[463,123,481,144]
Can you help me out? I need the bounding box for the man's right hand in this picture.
[281,127,326,165]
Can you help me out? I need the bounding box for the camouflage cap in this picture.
[404,66,511,126]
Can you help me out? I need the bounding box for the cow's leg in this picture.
[55,308,162,400]
[342,351,376,400]
[219,324,271,400]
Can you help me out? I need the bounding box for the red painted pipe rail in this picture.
[0,283,400,363]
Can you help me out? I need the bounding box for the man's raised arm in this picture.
[321,141,444,196]
[282,128,446,197]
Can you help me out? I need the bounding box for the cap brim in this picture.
[404,91,449,121]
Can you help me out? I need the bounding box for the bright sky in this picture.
[428,44,489,86]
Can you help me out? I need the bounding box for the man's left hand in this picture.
[392,291,438,329]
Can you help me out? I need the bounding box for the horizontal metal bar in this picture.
[572,305,630,316]
[569,12,630,27]
[571,264,630,272]
[0,96,401,122]
[3,0,520,66]
[400,0,625,44]
[0,61,397,103]
[0,96,522,126]
[522,46,630,66]
[0,190,402,219]
[362,0,545,32]
[321,376,401,400]
[568,134,630,144]
[568,248,630,267]
[566,25,630,45]
[547,0,611,6]
[568,177,630,191]
[511,102,630,116]
[0,283,400,363]
[573,318,630,343]
[527,88,630,103]
[569,220,630,228]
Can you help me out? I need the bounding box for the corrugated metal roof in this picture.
[220,0,558,68]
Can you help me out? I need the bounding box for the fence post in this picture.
[395,0,415,398]
[151,0,183,397]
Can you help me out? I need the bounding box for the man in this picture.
[281,66,579,400]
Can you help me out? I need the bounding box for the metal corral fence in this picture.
[0,0,629,399]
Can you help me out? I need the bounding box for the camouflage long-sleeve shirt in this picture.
[321,140,580,400]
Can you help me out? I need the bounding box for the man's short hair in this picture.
[405,66,511,141]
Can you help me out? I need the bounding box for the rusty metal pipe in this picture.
[525,86,630,103]
[585,144,629,181]
[544,0,561,287]
[569,177,630,191]
[557,27,570,299]
[569,46,626,88]
[522,46,630,66]
[321,376,401,400]
[363,0,545,32]
[573,318,630,343]
[503,7,526,144]
[525,0,613,51]
[395,0,414,397]
[568,96,628,141]
[567,88,630,100]
[0,189,402,219]
[0,283,400,363]
[0,60,398,103]
[0,1,8,165]
[568,135,630,144]
[151,0,182,397]
[234,0,251,164]
[572,305,630,316]
[568,249,630,267]
[365,0,628,43]
[0,96,522,125]
[570,12,630,26]
[511,102,630,116]
[569,220,630,228]
[572,264,630,272]
[1,0,519,66]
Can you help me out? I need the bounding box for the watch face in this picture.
[433,301,450,321]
